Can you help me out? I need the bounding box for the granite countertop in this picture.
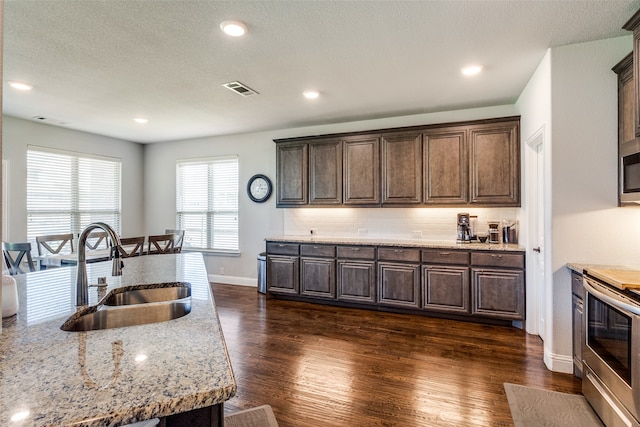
[567,263,640,275]
[1,253,236,427]
[266,235,525,252]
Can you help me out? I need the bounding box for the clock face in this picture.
[247,174,272,202]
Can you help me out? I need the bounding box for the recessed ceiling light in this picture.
[461,65,483,76]
[220,20,248,37]
[303,90,320,99]
[9,81,33,91]
[133,117,148,124]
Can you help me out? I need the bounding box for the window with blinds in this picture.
[176,156,239,252]
[26,147,122,243]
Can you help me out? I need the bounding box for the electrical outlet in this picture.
[357,228,367,236]
[412,230,422,239]
[219,267,225,275]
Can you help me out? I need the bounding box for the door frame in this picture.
[525,126,545,337]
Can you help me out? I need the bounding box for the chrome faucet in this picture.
[76,222,123,306]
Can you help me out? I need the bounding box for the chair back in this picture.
[147,234,175,255]
[117,236,145,258]
[165,229,185,253]
[3,242,36,275]
[35,233,74,256]
[84,231,110,251]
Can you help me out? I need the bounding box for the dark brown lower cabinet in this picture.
[336,260,376,304]
[471,268,525,320]
[267,255,299,295]
[571,271,584,378]
[422,265,470,314]
[378,262,421,309]
[300,257,335,299]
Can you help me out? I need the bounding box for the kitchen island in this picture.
[1,253,236,426]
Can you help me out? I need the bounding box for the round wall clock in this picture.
[247,174,273,203]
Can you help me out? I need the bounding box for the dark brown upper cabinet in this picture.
[273,116,520,208]
[309,139,342,205]
[623,10,640,137]
[276,143,308,206]
[423,127,467,205]
[343,135,381,206]
[613,53,635,146]
[468,120,520,206]
[381,131,422,205]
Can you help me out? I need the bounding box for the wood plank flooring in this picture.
[211,283,581,427]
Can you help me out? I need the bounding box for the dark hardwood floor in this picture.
[211,283,581,427]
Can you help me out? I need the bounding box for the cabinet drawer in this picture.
[471,252,524,269]
[300,244,336,258]
[266,242,300,256]
[572,271,584,297]
[422,249,469,265]
[378,247,421,263]
[336,246,376,260]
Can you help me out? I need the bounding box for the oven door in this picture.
[583,276,640,425]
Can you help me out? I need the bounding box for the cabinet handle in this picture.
[439,252,451,256]
[313,246,319,249]
[491,254,503,259]
[394,249,404,253]
[278,244,285,247]
[352,248,360,252]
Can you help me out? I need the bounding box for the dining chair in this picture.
[147,234,175,255]
[35,233,75,256]
[3,242,37,275]
[116,236,145,258]
[165,229,185,253]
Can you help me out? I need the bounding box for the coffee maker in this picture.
[456,213,472,243]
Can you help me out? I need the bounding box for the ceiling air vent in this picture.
[222,81,259,97]
[32,116,70,126]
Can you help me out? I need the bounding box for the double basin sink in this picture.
[61,283,192,332]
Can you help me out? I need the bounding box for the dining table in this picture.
[34,248,112,269]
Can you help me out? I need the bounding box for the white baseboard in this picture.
[209,274,257,287]
[544,349,574,374]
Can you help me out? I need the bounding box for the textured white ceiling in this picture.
[3,0,639,143]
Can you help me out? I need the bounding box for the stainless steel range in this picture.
[583,275,640,427]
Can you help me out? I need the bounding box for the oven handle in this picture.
[584,277,640,316]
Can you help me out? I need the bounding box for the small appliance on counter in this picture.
[469,215,478,240]
[487,221,501,244]
[502,219,518,244]
[457,213,472,243]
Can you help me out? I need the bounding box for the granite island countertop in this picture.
[1,253,236,427]
[266,235,526,252]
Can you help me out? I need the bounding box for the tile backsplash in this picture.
[284,207,522,241]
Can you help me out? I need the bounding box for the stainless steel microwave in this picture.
[621,140,640,203]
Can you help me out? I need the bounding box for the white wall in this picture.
[2,116,145,240]
[515,50,552,352]
[144,104,518,284]
[546,36,634,373]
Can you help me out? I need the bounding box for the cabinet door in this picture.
[343,136,380,205]
[378,262,420,309]
[423,265,470,314]
[276,143,308,206]
[336,260,376,304]
[300,257,335,299]
[615,54,635,145]
[423,128,467,204]
[309,139,342,205]
[572,293,583,378]
[471,268,524,320]
[267,255,299,295]
[381,131,422,204]
[468,121,520,206]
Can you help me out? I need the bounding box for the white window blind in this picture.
[26,147,122,245]
[176,156,239,252]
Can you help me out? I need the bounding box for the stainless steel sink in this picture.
[103,283,191,306]
[61,300,191,332]
[61,283,192,332]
